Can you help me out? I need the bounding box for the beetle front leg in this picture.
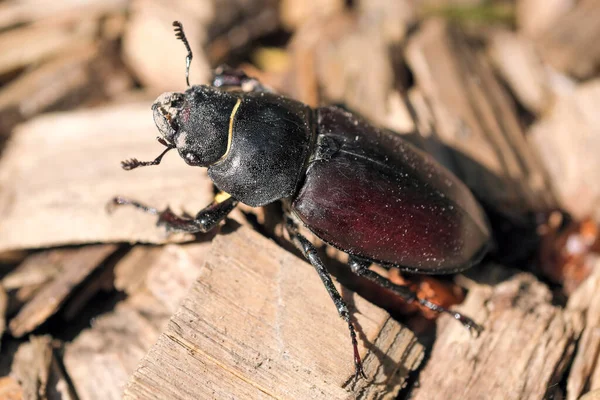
[285,216,366,380]
[121,137,175,171]
[109,192,238,233]
[348,256,483,335]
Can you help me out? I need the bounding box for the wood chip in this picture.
[63,242,211,400]
[0,41,134,136]
[9,245,117,338]
[124,226,423,399]
[528,80,600,222]
[0,376,23,400]
[488,29,552,115]
[286,13,402,129]
[280,0,344,31]
[412,270,580,400]
[0,0,127,31]
[534,0,600,79]
[10,335,53,400]
[0,20,94,76]
[0,103,214,252]
[123,0,211,91]
[566,260,600,400]
[2,252,64,292]
[7,335,76,400]
[0,286,7,348]
[405,19,555,212]
[516,0,572,37]
[357,0,415,44]
[2,250,66,316]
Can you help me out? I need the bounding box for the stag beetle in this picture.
[111,21,491,378]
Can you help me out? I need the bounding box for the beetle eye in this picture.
[184,152,200,166]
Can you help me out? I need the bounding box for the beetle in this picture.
[111,21,491,378]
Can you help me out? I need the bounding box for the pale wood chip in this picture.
[124,226,423,399]
[0,103,214,252]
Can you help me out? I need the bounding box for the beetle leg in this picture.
[121,137,175,171]
[348,256,483,335]
[108,192,238,233]
[212,65,270,93]
[284,216,367,380]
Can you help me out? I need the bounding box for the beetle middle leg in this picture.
[284,216,367,380]
[109,191,238,233]
[211,65,270,93]
[348,256,483,335]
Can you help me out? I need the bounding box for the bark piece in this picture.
[412,270,580,400]
[0,103,214,252]
[528,80,600,222]
[405,19,555,212]
[124,226,424,399]
[63,243,211,400]
[9,245,117,338]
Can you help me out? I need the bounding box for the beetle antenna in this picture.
[173,21,193,87]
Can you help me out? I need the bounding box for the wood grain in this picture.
[405,19,555,213]
[63,242,212,400]
[566,261,600,400]
[0,103,214,252]
[8,245,117,337]
[529,80,600,222]
[412,269,580,400]
[488,30,552,115]
[124,226,423,399]
[534,0,600,79]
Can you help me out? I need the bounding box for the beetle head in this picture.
[152,85,239,167]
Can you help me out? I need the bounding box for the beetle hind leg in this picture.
[348,256,483,335]
[285,216,367,380]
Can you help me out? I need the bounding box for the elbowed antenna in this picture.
[173,21,193,87]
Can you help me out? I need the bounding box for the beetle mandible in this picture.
[111,21,491,379]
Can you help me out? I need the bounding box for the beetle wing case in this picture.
[208,92,314,207]
[292,107,491,273]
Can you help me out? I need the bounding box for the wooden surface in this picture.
[534,0,600,79]
[124,226,424,399]
[8,245,117,338]
[62,243,212,400]
[488,30,552,115]
[0,103,214,252]
[9,335,76,400]
[529,80,600,222]
[566,261,600,400]
[412,268,580,400]
[405,19,555,213]
[0,1,599,399]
